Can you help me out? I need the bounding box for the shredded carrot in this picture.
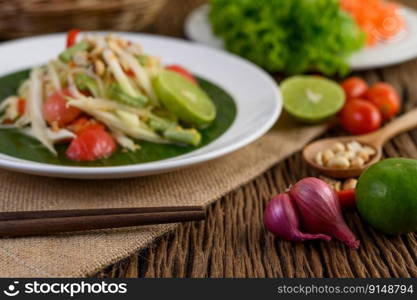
[340,0,405,46]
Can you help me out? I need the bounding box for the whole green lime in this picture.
[357,158,417,235]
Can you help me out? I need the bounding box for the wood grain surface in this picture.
[97,0,417,278]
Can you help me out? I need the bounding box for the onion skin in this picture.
[289,177,360,249]
[264,193,331,242]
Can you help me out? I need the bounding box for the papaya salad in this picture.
[0,31,217,162]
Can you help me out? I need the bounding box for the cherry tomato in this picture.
[166,65,197,84]
[337,189,356,209]
[66,29,80,48]
[365,82,401,121]
[340,99,382,135]
[43,88,82,127]
[66,127,116,162]
[341,77,368,100]
[17,98,26,115]
[67,117,105,134]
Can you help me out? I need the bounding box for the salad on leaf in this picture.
[0,31,217,162]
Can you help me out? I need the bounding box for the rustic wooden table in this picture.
[97,0,417,278]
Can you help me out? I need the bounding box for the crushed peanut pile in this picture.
[315,141,376,169]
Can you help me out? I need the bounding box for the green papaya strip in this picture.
[163,126,201,147]
[59,41,90,63]
[74,73,99,97]
[107,83,149,108]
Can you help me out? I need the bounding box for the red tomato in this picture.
[337,189,356,209]
[66,128,116,162]
[166,65,197,84]
[67,117,105,134]
[66,29,80,48]
[17,98,26,115]
[341,77,368,100]
[125,69,135,78]
[365,83,401,121]
[340,99,382,135]
[43,89,82,127]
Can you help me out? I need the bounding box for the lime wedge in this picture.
[153,70,217,128]
[281,76,345,123]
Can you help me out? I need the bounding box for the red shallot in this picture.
[263,193,331,242]
[289,177,360,249]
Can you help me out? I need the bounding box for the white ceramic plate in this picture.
[185,4,417,70]
[0,33,281,179]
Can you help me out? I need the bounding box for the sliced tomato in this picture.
[67,117,105,134]
[166,65,197,84]
[66,29,81,48]
[337,189,356,209]
[17,98,26,115]
[66,127,116,162]
[43,88,82,127]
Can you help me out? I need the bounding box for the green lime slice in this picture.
[153,70,217,128]
[281,76,345,123]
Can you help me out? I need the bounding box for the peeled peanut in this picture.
[331,142,345,153]
[94,59,105,76]
[343,178,358,190]
[117,38,128,49]
[337,150,355,160]
[328,156,350,169]
[334,182,342,192]
[357,150,370,162]
[350,156,365,168]
[319,176,341,191]
[315,151,324,166]
[91,46,103,56]
[363,146,376,156]
[322,149,335,164]
[347,141,362,153]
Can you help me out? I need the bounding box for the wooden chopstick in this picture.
[0,206,205,221]
[0,206,206,237]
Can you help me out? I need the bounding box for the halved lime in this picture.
[281,76,345,123]
[153,70,217,128]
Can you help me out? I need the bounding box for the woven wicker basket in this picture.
[0,0,167,39]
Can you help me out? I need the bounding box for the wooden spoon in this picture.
[303,108,417,178]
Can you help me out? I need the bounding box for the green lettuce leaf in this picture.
[210,0,365,75]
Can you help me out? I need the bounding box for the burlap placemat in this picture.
[0,113,327,277]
